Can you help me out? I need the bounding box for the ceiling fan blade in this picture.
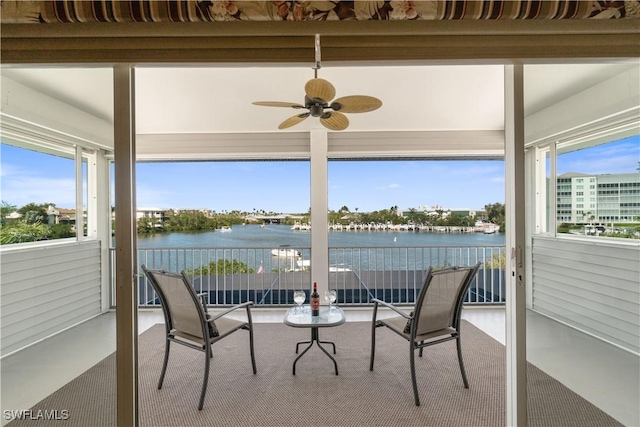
[253,101,305,108]
[320,112,349,131]
[331,95,382,113]
[304,78,336,102]
[278,113,310,129]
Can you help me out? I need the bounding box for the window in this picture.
[0,143,92,244]
[552,135,640,238]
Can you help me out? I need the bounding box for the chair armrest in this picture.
[197,293,209,314]
[209,301,254,321]
[371,298,412,319]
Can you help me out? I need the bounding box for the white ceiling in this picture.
[134,65,505,134]
[2,62,636,137]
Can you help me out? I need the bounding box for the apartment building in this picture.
[557,171,640,223]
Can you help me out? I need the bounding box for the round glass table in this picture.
[283,305,346,375]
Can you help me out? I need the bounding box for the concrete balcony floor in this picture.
[1,307,638,426]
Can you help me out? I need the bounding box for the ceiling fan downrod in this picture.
[314,33,321,79]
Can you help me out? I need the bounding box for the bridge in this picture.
[244,214,305,224]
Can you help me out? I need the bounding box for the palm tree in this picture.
[1,201,16,222]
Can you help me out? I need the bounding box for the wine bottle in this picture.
[310,282,320,316]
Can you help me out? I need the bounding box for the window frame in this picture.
[0,140,99,248]
[530,112,639,241]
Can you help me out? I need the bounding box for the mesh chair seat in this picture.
[141,265,257,410]
[171,316,249,345]
[370,262,481,406]
[378,316,457,343]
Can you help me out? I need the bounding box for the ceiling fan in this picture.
[252,35,382,131]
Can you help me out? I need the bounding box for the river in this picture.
[137,223,505,248]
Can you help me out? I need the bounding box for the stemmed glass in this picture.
[293,290,306,315]
[324,289,337,312]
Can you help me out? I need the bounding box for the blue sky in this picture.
[1,136,638,213]
[133,159,505,213]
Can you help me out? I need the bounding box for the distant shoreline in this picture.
[291,222,500,234]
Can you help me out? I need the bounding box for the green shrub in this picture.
[484,251,506,269]
[189,259,254,275]
[49,224,75,239]
[0,221,51,244]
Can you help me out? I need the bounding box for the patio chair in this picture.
[141,265,257,410]
[369,262,481,406]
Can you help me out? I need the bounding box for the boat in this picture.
[475,221,500,234]
[271,246,301,258]
[295,259,351,272]
[290,222,311,231]
[218,226,232,232]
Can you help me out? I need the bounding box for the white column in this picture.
[114,64,138,427]
[75,145,84,241]
[309,128,329,300]
[504,64,527,427]
[549,142,557,235]
[95,149,112,312]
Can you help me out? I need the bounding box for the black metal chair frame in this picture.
[141,265,257,410]
[369,262,481,406]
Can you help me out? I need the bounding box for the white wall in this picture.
[531,237,639,354]
[0,241,103,357]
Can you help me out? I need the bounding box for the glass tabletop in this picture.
[284,305,346,328]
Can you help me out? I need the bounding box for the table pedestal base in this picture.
[293,327,338,375]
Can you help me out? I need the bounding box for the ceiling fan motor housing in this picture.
[307,98,328,117]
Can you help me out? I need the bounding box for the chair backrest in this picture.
[141,265,207,339]
[413,262,481,336]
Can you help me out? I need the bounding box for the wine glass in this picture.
[293,290,306,315]
[325,289,337,312]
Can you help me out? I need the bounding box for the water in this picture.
[136,224,505,274]
[135,225,507,305]
[137,223,505,249]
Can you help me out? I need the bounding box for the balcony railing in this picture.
[110,245,506,308]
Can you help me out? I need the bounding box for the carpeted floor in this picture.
[8,321,622,427]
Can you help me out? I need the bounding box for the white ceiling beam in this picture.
[135,130,504,161]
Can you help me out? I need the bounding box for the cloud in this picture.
[135,185,186,209]
[0,163,23,177]
[557,140,640,175]
[1,175,76,207]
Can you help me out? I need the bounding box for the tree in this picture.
[0,201,16,223]
[484,202,505,231]
[17,203,48,224]
[584,211,595,223]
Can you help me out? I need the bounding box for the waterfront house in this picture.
[1,2,638,426]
